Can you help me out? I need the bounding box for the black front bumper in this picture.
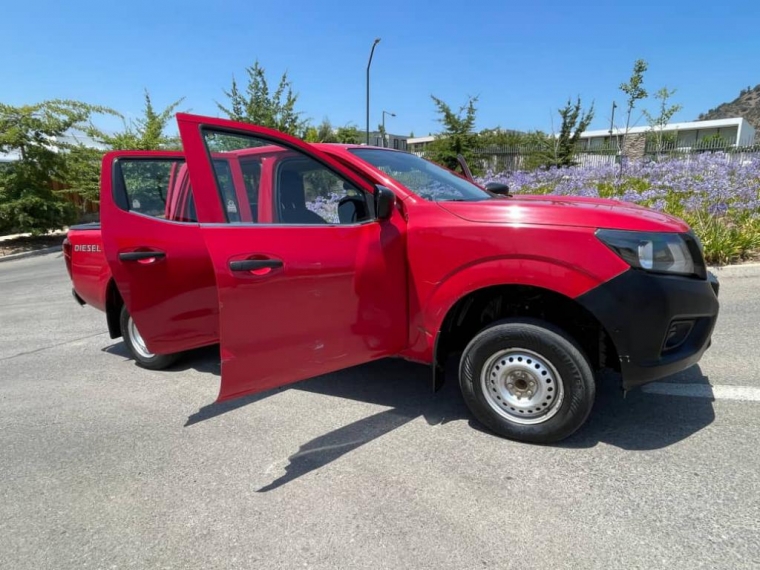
[577,269,719,389]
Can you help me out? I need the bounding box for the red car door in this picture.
[177,114,408,402]
[100,152,219,354]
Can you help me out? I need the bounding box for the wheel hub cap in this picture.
[480,348,565,425]
[128,316,154,359]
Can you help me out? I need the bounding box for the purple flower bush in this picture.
[477,153,760,264]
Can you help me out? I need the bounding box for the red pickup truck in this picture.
[64,113,719,443]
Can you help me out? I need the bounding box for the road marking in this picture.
[642,383,760,401]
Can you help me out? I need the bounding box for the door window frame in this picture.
[199,126,378,226]
[110,155,199,226]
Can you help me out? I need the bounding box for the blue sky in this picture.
[2,0,759,137]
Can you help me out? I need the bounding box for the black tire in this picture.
[459,318,595,444]
[119,305,180,370]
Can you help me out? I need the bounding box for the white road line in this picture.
[642,383,760,401]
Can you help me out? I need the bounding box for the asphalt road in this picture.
[1,253,759,569]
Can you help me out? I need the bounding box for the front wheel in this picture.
[459,318,595,444]
[120,306,180,370]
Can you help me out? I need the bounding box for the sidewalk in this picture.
[0,230,68,261]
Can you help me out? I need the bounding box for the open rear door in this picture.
[99,152,219,354]
[177,114,408,402]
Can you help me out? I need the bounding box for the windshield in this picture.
[349,149,490,202]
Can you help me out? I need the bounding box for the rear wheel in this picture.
[119,305,180,370]
[459,318,595,444]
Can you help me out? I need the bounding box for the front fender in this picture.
[405,255,626,363]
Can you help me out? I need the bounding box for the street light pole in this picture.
[366,38,381,145]
[382,110,396,148]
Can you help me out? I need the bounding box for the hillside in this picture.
[699,84,760,130]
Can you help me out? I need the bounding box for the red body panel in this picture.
[98,151,219,354]
[67,229,109,310]
[65,114,698,405]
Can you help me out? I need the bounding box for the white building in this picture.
[580,117,756,150]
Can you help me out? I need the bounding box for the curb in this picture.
[708,263,760,278]
[0,246,62,264]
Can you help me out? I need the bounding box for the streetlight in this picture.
[382,110,396,148]
[366,38,381,145]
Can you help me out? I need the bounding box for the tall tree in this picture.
[427,95,478,170]
[69,90,185,203]
[0,100,114,234]
[91,90,184,150]
[217,61,307,136]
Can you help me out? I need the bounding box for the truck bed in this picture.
[64,225,110,311]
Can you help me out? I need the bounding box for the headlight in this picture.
[596,230,705,278]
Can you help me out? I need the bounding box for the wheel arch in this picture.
[428,262,621,390]
[105,278,124,339]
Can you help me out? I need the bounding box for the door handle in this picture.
[229,259,283,272]
[119,250,166,262]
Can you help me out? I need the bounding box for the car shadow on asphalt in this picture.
[103,342,715,491]
[181,353,714,492]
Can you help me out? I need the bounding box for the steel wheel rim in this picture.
[480,348,565,425]
[128,316,154,359]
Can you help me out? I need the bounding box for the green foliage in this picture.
[643,87,682,152]
[67,90,185,204]
[476,128,526,147]
[303,126,319,143]
[524,98,595,169]
[684,212,760,265]
[620,59,648,133]
[695,134,729,150]
[376,122,387,147]
[335,124,361,144]
[427,95,478,170]
[217,60,307,136]
[301,119,360,144]
[0,100,115,234]
[316,118,338,143]
[91,90,184,151]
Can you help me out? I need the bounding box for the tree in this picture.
[427,95,478,170]
[525,98,595,169]
[377,122,387,148]
[476,128,526,147]
[68,90,185,204]
[336,124,361,144]
[316,118,338,143]
[92,90,184,151]
[0,100,114,234]
[302,119,359,144]
[217,61,307,136]
[618,59,648,158]
[303,126,319,143]
[643,87,683,154]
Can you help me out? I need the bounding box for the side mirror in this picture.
[375,185,395,220]
[484,181,511,196]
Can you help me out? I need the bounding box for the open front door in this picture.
[100,152,218,354]
[177,114,408,402]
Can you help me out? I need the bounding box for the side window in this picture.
[203,130,372,225]
[115,158,197,223]
[212,159,240,223]
[240,158,261,222]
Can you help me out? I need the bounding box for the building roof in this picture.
[407,135,436,144]
[581,117,751,138]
